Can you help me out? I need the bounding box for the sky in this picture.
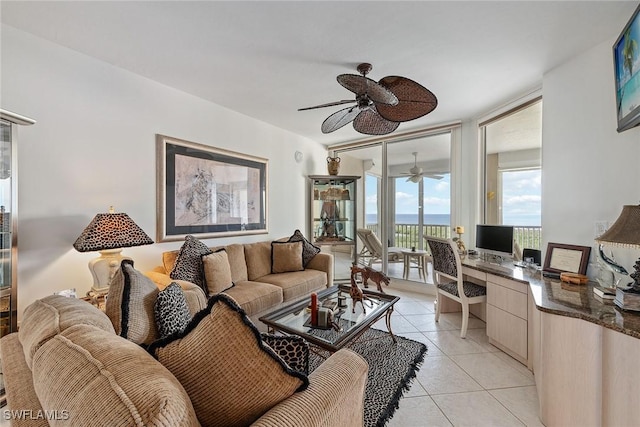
[365,168,542,226]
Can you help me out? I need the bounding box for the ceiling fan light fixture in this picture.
[299,63,438,136]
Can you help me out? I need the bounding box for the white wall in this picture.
[542,37,640,270]
[1,25,329,318]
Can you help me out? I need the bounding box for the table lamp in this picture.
[73,207,153,293]
[595,204,640,310]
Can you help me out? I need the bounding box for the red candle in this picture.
[310,293,318,326]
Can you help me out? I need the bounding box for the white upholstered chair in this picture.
[424,235,487,338]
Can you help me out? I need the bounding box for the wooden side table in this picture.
[402,250,430,282]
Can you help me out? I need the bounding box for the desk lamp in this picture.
[595,204,640,310]
[73,207,153,294]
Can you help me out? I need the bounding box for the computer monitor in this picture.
[475,224,514,259]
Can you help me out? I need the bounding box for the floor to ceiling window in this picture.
[333,128,455,283]
[481,98,542,249]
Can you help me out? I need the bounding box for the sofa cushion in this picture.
[244,241,273,281]
[148,294,308,427]
[288,229,321,267]
[224,243,249,282]
[32,324,200,426]
[202,249,234,295]
[155,282,192,339]
[170,234,212,291]
[18,295,114,370]
[0,333,48,426]
[271,241,304,274]
[223,281,284,316]
[257,270,327,302]
[105,260,159,346]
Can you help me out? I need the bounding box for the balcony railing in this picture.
[365,223,542,251]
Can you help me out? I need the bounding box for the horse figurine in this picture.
[350,264,390,294]
[349,265,374,313]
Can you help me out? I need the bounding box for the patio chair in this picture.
[356,228,404,267]
[425,235,487,338]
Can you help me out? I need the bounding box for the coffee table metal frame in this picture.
[259,285,400,353]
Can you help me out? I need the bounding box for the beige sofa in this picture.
[0,293,368,426]
[146,239,334,325]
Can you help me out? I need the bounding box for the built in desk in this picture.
[450,256,640,426]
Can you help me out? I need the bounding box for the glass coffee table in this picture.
[259,285,400,353]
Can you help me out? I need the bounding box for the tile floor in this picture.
[377,286,543,427]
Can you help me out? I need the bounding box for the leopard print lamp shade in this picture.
[73,207,154,293]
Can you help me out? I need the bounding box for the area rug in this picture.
[308,328,427,427]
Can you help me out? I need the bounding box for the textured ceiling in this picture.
[1,1,637,147]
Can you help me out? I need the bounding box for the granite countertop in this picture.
[462,257,640,340]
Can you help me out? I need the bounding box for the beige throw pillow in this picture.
[149,294,308,427]
[105,259,159,345]
[202,249,234,296]
[271,241,304,274]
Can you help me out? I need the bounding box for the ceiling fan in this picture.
[401,152,443,183]
[298,63,437,136]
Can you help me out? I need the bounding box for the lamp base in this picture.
[88,249,131,293]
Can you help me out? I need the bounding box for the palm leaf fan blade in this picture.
[321,106,360,133]
[375,76,438,122]
[352,108,400,135]
[337,74,398,105]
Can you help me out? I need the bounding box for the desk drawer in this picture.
[487,273,528,294]
[487,282,528,320]
[463,266,486,282]
[487,304,527,360]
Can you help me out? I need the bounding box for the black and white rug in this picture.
[309,328,427,427]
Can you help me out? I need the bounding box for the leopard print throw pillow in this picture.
[155,282,192,339]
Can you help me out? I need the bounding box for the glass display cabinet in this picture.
[309,175,360,247]
[0,110,35,339]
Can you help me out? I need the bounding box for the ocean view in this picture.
[366,213,541,227]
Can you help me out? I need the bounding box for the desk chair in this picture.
[425,235,487,338]
[356,228,403,267]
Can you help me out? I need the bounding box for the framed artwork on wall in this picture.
[156,134,268,242]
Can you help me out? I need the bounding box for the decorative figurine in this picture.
[350,264,390,293]
[349,265,374,313]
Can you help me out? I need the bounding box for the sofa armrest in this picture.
[305,252,334,288]
[144,271,208,316]
[250,349,367,427]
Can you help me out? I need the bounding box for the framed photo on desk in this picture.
[543,242,591,276]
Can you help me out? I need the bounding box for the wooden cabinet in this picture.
[486,273,529,364]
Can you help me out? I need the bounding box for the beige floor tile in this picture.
[394,301,434,315]
[493,351,535,382]
[463,327,502,353]
[432,391,525,426]
[404,313,458,332]
[489,386,544,427]
[373,315,420,334]
[450,353,535,389]
[403,378,429,398]
[438,312,486,330]
[415,356,483,395]
[423,330,489,355]
[387,395,453,427]
[397,332,446,357]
